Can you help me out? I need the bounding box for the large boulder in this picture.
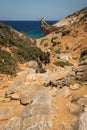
[3,117,22,130]
[26,61,39,70]
[0,104,19,120]
[5,81,28,96]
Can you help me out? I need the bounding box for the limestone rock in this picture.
[73,111,87,130]
[77,98,87,106]
[70,83,80,90]
[3,117,21,130]
[57,86,71,97]
[19,94,31,105]
[5,81,28,96]
[0,105,19,120]
[32,91,52,105]
[67,103,82,116]
[22,115,52,130]
[57,53,70,61]
[26,61,38,70]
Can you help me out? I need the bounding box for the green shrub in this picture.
[55,49,61,54]
[62,30,71,36]
[40,38,48,45]
[0,48,17,75]
[53,61,73,67]
[31,38,37,45]
[51,36,57,43]
[39,68,46,73]
[44,43,48,47]
[51,37,61,47]
[12,45,44,63]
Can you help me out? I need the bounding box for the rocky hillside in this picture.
[0,7,87,130]
[38,7,87,66]
[0,22,50,75]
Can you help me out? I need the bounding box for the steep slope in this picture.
[37,7,87,67]
[0,22,50,75]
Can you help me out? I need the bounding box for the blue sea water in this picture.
[1,21,57,39]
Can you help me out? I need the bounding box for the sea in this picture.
[1,21,57,39]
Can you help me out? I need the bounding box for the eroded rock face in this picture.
[75,49,87,82]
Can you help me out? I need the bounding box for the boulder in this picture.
[0,104,19,120]
[57,86,71,97]
[3,117,22,130]
[26,61,39,70]
[57,53,70,61]
[32,91,52,105]
[19,94,31,105]
[70,83,80,90]
[22,115,52,130]
[73,111,87,130]
[5,81,28,96]
[77,98,87,106]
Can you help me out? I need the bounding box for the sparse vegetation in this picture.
[51,36,57,43]
[31,38,37,45]
[39,68,46,73]
[53,61,73,67]
[0,48,18,75]
[44,42,48,47]
[55,27,65,34]
[40,38,48,45]
[79,14,87,22]
[51,36,61,47]
[0,22,50,75]
[55,49,61,54]
[62,30,71,36]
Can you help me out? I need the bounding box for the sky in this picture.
[0,0,87,20]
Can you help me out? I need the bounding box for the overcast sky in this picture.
[0,0,87,20]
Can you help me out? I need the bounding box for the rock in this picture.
[26,73,37,81]
[10,94,19,100]
[70,83,80,90]
[19,94,31,105]
[3,117,22,130]
[26,61,38,70]
[77,98,87,106]
[84,106,87,112]
[73,111,87,130]
[57,86,71,97]
[0,105,19,120]
[5,81,28,96]
[75,49,87,82]
[30,103,51,116]
[32,91,52,105]
[22,115,52,130]
[67,103,82,116]
[57,53,70,61]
